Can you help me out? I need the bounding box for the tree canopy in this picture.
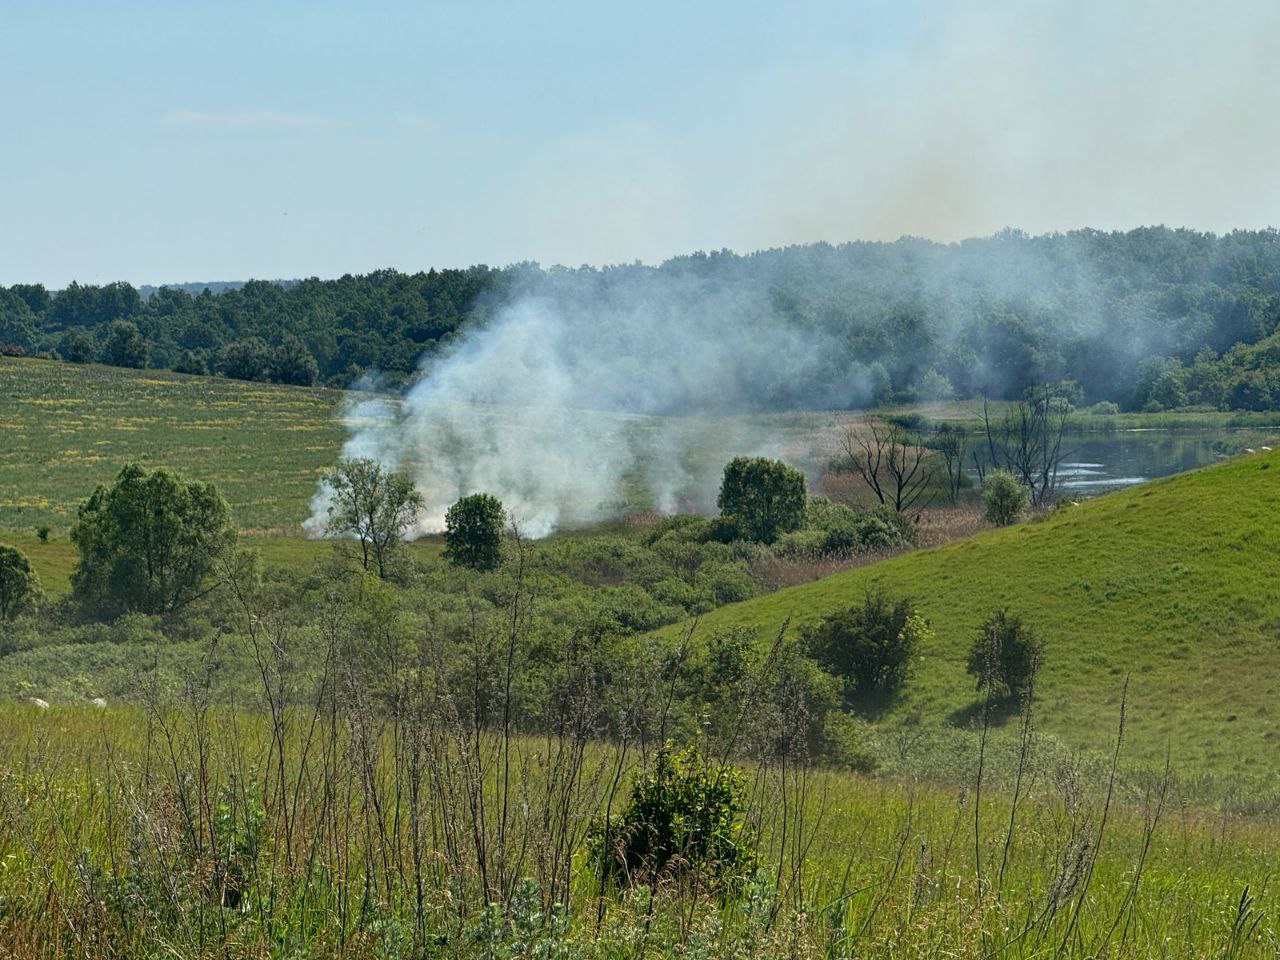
[7,228,1280,408]
[69,463,236,618]
[443,493,506,571]
[0,545,42,621]
[717,457,807,544]
[320,458,425,579]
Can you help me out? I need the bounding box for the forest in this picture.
[5,226,1280,410]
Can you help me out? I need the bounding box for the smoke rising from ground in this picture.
[306,270,872,538]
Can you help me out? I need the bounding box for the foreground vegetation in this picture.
[3,672,1278,957]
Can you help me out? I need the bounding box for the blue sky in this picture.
[2,0,1278,286]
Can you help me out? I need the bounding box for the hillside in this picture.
[0,356,344,531]
[660,449,1280,778]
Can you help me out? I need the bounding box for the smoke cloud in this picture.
[305,269,871,538]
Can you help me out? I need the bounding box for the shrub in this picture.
[802,589,931,705]
[981,470,1028,526]
[771,528,829,559]
[1086,400,1120,416]
[966,609,1043,700]
[643,514,714,545]
[589,745,752,886]
[36,526,50,543]
[716,457,807,544]
[443,493,506,571]
[0,545,43,620]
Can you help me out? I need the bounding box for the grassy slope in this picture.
[660,449,1280,777]
[0,356,345,532]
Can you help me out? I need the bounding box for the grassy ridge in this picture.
[660,449,1280,777]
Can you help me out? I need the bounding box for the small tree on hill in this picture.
[443,493,506,571]
[0,545,42,620]
[981,469,1028,526]
[269,335,319,386]
[60,328,97,364]
[101,320,148,368]
[321,457,424,579]
[803,589,931,706]
[716,456,806,544]
[966,609,1043,701]
[70,464,236,618]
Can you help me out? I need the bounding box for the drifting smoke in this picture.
[306,269,874,538]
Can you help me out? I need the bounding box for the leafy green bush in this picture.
[802,589,931,705]
[981,470,1028,526]
[643,514,715,545]
[590,745,753,886]
[966,609,1043,700]
[717,457,807,544]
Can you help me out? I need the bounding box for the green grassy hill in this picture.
[0,356,345,532]
[660,449,1280,778]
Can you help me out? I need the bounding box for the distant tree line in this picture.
[4,227,1280,407]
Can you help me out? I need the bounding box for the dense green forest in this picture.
[4,226,1280,409]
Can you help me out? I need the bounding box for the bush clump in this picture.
[802,589,931,706]
[981,470,1028,526]
[966,609,1043,700]
[590,745,753,886]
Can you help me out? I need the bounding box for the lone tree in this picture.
[0,545,42,620]
[70,464,236,618]
[967,609,1043,701]
[321,457,424,579]
[716,456,806,544]
[840,421,935,515]
[443,493,506,571]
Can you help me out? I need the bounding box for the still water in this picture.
[973,429,1241,496]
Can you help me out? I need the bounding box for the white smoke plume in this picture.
[306,269,870,538]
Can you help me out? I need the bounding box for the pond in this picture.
[973,428,1245,497]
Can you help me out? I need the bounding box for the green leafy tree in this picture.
[269,334,319,386]
[0,545,42,620]
[60,327,97,363]
[443,492,506,570]
[803,589,931,705]
[70,464,236,618]
[966,609,1043,700]
[101,320,148,368]
[217,337,273,382]
[716,456,807,544]
[981,469,1028,526]
[320,457,424,579]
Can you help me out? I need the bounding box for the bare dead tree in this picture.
[974,385,1074,506]
[841,420,936,515]
[932,424,968,505]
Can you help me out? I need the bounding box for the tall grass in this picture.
[2,580,1279,958]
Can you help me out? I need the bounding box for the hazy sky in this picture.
[3,0,1278,286]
